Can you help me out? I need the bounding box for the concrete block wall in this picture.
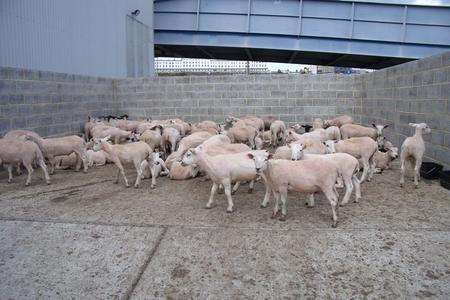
[0,67,117,137]
[360,52,450,168]
[116,73,362,125]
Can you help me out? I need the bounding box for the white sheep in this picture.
[373,140,398,173]
[41,135,88,174]
[140,152,170,188]
[161,127,181,155]
[323,115,353,128]
[0,136,50,186]
[324,137,378,183]
[400,123,431,188]
[181,148,266,212]
[248,151,340,227]
[340,123,388,148]
[93,137,154,188]
[270,120,286,146]
[290,143,361,206]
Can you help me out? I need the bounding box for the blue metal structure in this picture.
[154,0,450,68]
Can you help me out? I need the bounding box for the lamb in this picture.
[290,143,361,206]
[225,123,258,149]
[248,151,340,227]
[324,137,378,183]
[323,115,353,128]
[161,127,181,155]
[140,152,170,188]
[54,153,78,170]
[261,115,277,130]
[0,137,50,186]
[340,123,388,147]
[93,137,154,188]
[270,120,286,146]
[181,148,266,212]
[41,135,88,174]
[400,123,431,188]
[373,141,398,173]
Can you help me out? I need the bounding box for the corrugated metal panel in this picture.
[0,0,154,77]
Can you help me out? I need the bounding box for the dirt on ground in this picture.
[0,161,449,299]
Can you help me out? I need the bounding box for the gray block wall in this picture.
[116,73,362,125]
[1,51,448,168]
[360,52,450,168]
[0,67,117,137]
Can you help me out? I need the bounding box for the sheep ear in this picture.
[247,153,254,159]
[372,123,376,128]
[384,124,389,129]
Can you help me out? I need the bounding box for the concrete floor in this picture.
[0,162,449,299]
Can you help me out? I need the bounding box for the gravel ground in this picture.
[0,161,449,299]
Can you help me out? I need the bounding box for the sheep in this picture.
[261,115,277,130]
[84,116,105,141]
[225,115,264,132]
[181,148,266,212]
[136,126,163,151]
[340,123,388,147]
[270,120,286,146]
[92,126,132,144]
[290,143,361,206]
[312,118,324,130]
[161,127,181,155]
[0,136,50,186]
[324,137,378,183]
[140,152,170,188]
[325,126,341,141]
[373,141,399,173]
[323,115,353,128]
[225,123,258,149]
[248,151,340,227]
[93,137,154,188]
[400,123,431,188]
[169,161,200,180]
[41,135,88,174]
[290,124,313,134]
[170,119,191,136]
[115,119,141,132]
[285,128,326,144]
[3,129,44,174]
[191,120,219,135]
[86,149,110,167]
[54,153,78,170]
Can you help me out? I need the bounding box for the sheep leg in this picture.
[278,188,288,221]
[218,184,224,194]
[75,150,88,173]
[324,188,339,228]
[352,174,361,202]
[16,163,22,175]
[7,165,13,183]
[261,185,271,208]
[150,165,157,189]
[224,181,234,213]
[340,177,353,206]
[24,164,34,186]
[114,161,129,187]
[248,180,254,194]
[359,160,370,183]
[335,176,344,188]
[231,181,240,195]
[48,156,55,175]
[306,194,315,207]
[400,156,406,187]
[37,158,51,184]
[271,191,281,219]
[206,183,218,209]
[414,157,422,188]
[133,160,143,188]
[368,158,376,181]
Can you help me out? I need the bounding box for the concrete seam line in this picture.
[122,226,169,300]
[0,218,448,233]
